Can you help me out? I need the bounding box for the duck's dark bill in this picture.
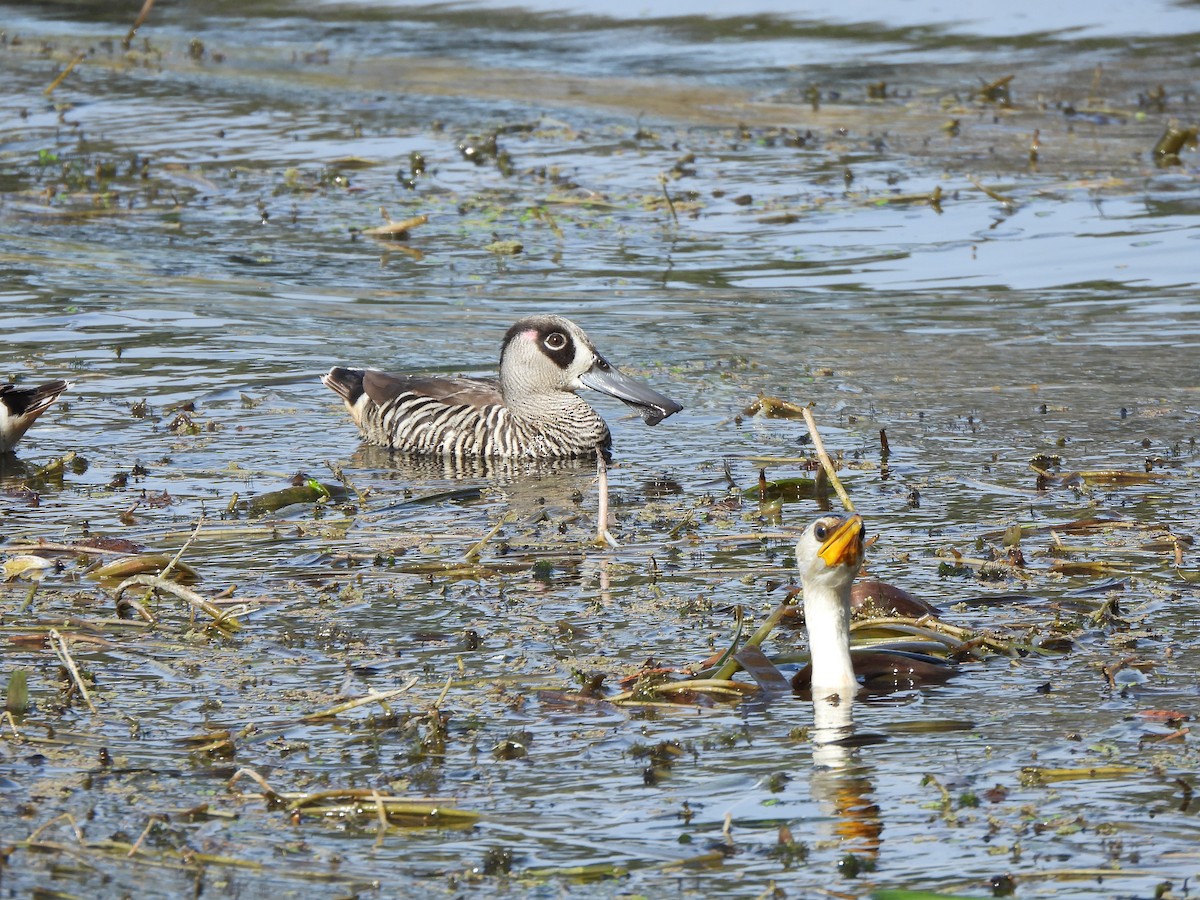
[580,365,683,426]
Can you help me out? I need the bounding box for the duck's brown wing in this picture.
[361,370,502,411]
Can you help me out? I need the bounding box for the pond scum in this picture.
[3,7,1200,898]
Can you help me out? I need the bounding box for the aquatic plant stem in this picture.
[658,173,679,225]
[228,767,280,796]
[112,574,240,630]
[48,629,97,713]
[801,407,855,513]
[325,459,368,504]
[160,517,203,582]
[712,600,795,682]
[299,680,419,721]
[44,52,85,96]
[463,512,516,563]
[127,815,166,857]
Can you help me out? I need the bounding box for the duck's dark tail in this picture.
[0,380,71,452]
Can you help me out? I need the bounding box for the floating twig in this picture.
[463,512,516,563]
[123,0,157,49]
[969,177,1016,208]
[0,541,131,557]
[299,679,419,721]
[47,628,97,714]
[361,213,429,239]
[44,52,86,97]
[160,518,203,582]
[112,575,240,630]
[801,407,855,513]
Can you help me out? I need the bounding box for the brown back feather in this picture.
[361,371,502,411]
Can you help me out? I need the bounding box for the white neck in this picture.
[803,584,856,699]
[501,380,586,416]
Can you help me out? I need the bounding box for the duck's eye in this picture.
[814,524,828,541]
[544,332,568,351]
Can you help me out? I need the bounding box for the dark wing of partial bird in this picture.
[361,371,503,410]
[0,381,70,417]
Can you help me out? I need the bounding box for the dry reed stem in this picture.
[160,518,203,581]
[48,628,97,713]
[299,679,419,721]
[2,710,23,740]
[44,52,85,96]
[801,407,855,513]
[124,0,157,48]
[112,574,239,629]
[27,812,85,845]
[0,542,130,557]
[228,766,279,796]
[127,814,166,857]
[463,511,517,562]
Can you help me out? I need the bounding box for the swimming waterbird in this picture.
[792,513,956,695]
[794,514,865,698]
[323,315,682,459]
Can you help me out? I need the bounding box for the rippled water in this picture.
[2,0,1199,896]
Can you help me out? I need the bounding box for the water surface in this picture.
[2,0,1199,896]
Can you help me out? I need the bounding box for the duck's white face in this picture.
[499,315,682,423]
[795,514,865,596]
[501,315,599,394]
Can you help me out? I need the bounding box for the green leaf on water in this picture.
[5,669,30,716]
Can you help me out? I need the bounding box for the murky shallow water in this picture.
[2,1,1199,897]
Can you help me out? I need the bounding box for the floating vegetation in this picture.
[744,393,808,419]
[977,73,1015,106]
[240,480,347,517]
[112,574,242,631]
[229,771,482,828]
[361,211,429,241]
[743,470,819,502]
[1152,121,1198,164]
[89,553,200,582]
[484,239,523,254]
[2,554,56,581]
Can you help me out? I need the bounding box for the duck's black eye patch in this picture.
[539,328,575,368]
[815,524,828,541]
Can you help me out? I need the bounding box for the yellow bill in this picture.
[817,514,865,569]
